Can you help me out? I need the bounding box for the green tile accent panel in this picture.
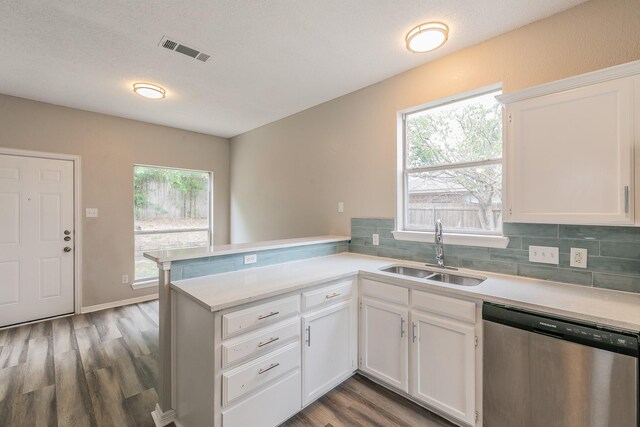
[349,218,640,294]
[593,273,640,293]
[559,225,640,242]
[517,264,593,286]
[172,241,348,281]
[459,258,517,275]
[503,223,558,237]
[600,241,640,260]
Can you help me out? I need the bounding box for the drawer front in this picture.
[222,295,300,338]
[222,317,300,368]
[222,370,301,427]
[361,278,409,306]
[302,278,355,311]
[222,342,300,406]
[412,290,476,324]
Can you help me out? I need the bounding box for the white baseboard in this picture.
[151,404,176,427]
[81,293,159,314]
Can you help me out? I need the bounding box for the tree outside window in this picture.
[404,90,502,233]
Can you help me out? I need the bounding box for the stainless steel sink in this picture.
[380,265,434,279]
[380,265,485,286]
[426,273,485,286]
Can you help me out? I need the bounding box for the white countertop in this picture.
[143,235,350,263]
[171,253,640,332]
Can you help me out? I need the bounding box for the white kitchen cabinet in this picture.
[411,311,476,426]
[302,300,356,405]
[501,73,637,225]
[360,296,409,392]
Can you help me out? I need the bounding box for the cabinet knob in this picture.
[63,247,72,253]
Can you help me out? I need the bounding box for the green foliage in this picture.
[406,94,503,230]
[133,166,208,220]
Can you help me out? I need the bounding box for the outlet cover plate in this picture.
[244,254,257,264]
[529,245,559,265]
[570,248,588,268]
[372,234,379,246]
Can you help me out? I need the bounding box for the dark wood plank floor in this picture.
[0,300,163,427]
[1,301,455,427]
[282,374,455,427]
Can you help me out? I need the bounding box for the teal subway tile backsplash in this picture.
[348,218,640,294]
[172,241,348,281]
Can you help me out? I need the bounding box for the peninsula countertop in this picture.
[170,252,640,332]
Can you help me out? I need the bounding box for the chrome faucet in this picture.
[435,219,444,268]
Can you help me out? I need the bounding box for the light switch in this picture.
[529,245,559,265]
[86,208,98,218]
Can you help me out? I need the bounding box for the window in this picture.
[134,165,212,283]
[400,88,503,237]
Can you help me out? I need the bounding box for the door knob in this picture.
[63,247,72,252]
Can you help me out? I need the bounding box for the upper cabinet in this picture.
[499,62,640,225]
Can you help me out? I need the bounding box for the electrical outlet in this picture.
[121,275,129,284]
[570,248,588,268]
[86,208,98,218]
[529,245,559,265]
[244,254,257,264]
[337,202,344,213]
[372,234,379,246]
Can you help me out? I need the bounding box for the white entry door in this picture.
[0,154,75,327]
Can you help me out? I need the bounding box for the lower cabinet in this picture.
[302,299,356,404]
[411,311,476,426]
[359,278,479,427]
[360,297,409,392]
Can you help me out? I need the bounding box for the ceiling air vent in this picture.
[158,36,211,63]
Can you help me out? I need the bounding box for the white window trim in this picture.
[396,83,509,249]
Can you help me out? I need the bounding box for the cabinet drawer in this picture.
[222,317,300,368]
[362,278,409,306]
[222,295,300,338]
[222,342,300,406]
[302,278,355,311]
[412,290,476,324]
[222,370,301,427]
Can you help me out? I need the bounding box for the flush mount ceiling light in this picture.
[405,22,449,53]
[133,82,166,99]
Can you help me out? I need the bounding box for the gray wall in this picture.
[0,94,230,307]
[229,0,640,243]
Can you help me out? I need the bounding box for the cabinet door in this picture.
[302,300,356,405]
[360,297,409,392]
[505,77,634,224]
[411,311,476,426]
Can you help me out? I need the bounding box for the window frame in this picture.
[394,84,509,248]
[133,164,214,285]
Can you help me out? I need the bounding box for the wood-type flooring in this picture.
[0,300,455,427]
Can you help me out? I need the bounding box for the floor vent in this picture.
[159,36,211,63]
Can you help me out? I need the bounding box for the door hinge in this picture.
[359,356,362,367]
[359,301,362,309]
[508,208,512,216]
[508,112,512,123]
[474,336,478,348]
[475,410,479,423]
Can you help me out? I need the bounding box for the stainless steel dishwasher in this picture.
[483,303,639,427]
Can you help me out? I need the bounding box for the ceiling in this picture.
[0,0,588,138]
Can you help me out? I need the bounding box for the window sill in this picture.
[131,280,159,290]
[392,230,509,248]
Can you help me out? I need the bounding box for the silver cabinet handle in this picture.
[400,317,405,338]
[63,247,72,253]
[257,337,279,348]
[258,311,279,320]
[412,322,417,343]
[325,292,341,299]
[306,326,311,347]
[624,185,629,214]
[258,363,280,375]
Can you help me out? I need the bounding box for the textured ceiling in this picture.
[0,0,587,138]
